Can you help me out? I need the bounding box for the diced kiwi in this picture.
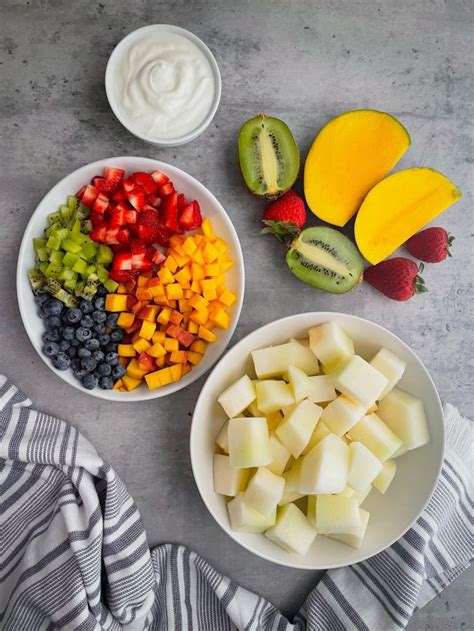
[28,269,46,294]
[238,114,300,199]
[286,227,364,294]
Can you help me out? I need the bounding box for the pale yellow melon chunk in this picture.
[265,503,317,555]
[373,459,397,494]
[228,417,272,468]
[329,508,370,549]
[243,467,285,516]
[316,494,361,535]
[213,454,250,496]
[308,322,354,371]
[377,388,430,450]
[218,375,256,418]
[276,399,322,458]
[227,493,276,533]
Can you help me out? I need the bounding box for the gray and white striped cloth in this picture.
[0,373,472,630]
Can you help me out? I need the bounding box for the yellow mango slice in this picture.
[355,167,461,264]
[304,110,410,226]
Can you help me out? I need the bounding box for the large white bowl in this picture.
[190,312,444,569]
[17,157,244,401]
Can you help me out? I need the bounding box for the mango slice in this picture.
[304,110,410,226]
[355,167,461,264]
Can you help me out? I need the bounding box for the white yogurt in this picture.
[114,31,216,141]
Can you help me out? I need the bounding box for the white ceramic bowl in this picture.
[105,25,222,147]
[190,312,444,569]
[17,156,244,401]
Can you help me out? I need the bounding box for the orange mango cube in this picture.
[117,312,135,328]
[118,344,136,357]
[122,375,141,391]
[106,294,128,312]
[139,320,156,340]
[147,342,166,358]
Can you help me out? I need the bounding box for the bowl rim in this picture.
[190,311,445,569]
[105,24,222,147]
[16,156,245,402]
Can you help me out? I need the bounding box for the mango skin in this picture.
[355,167,462,264]
[304,110,410,226]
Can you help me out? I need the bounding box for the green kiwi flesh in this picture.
[286,227,363,294]
[238,114,300,199]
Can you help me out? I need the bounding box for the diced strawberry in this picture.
[178,200,202,231]
[146,194,161,208]
[122,178,136,194]
[123,209,137,224]
[104,167,125,187]
[113,252,132,271]
[76,185,86,200]
[138,352,155,371]
[92,177,117,195]
[114,201,130,213]
[127,189,145,211]
[130,239,146,255]
[93,192,109,215]
[142,203,159,213]
[157,181,175,197]
[132,172,158,194]
[112,189,128,202]
[177,329,195,348]
[131,251,152,271]
[108,269,131,283]
[177,193,186,212]
[81,184,99,207]
[116,228,130,244]
[150,169,169,186]
[109,208,125,226]
[105,226,120,245]
[89,213,103,227]
[90,224,107,243]
[146,246,166,265]
[160,192,179,232]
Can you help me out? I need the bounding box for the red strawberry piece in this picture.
[104,166,125,187]
[123,209,137,224]
[89,213,103,227]
[132,252,152,271]
[146,194,161,208]
[76,185,86,200]
[112,189,128,202]
[262,190,306,242]
[177,193,186,212]
[127,189,145,211]
[157,181,175,197]
[116,227,130,244]
[132,172,158,194]
[178,200,202,231]
[90,224,107,243]
[138,351,155,371]
[147,246,166,265]
[93,192,109,215]
[113,252,133,271]
[150,169,169,186]
[137,208,169,245]
[104,226,120,245]
[92,177,116,195]
[365,257,428,301]
[130,239,146,255]
[109,208,125,226]
[114,201,130,213]
[108,269,132,283]
[81,184,99,208]
[160,192,179,232]
[406,227,454,263]
[122,178,136,194]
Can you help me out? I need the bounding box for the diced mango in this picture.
[147,342,166,358]
[156,355,166,368]
[158,268,174,285]
[187,351,203,365]
[137,276,148,287]
[164,338,179,352]
[117,312,135,328]
[189,308,209,325]
[152,331,166,344]
[179,299,192,313]
[169,350,187,364]
[188,294,209,311]
[188,321,199,334]
[198,325,217,342]
[116,283,128,294]
[190,280,202,293]
[118,344,136,357]
[202,242,219,263]
[175,266,192,285]
[164,255,178,273]
[157,307,172,325]
[190,339,207,354]
[138,320,156,340]
[201,218,215,239]
[182,237,198,255]
[204,263,220,277]
[133,338,152,353]
[169,364,183,381]
[112,379,123,390]
[220,259,234,272]
[106,294,128,312]
[210,307,231,329]
[218,289,236,307]
[127,359,150,379]
[166,284,184,300]
[136,288,153,302]
[191,263,205,281]
[122,375,141,391]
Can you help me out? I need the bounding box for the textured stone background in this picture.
[1,0,472,627]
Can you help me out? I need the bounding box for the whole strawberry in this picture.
[261,190,306,242]
[406,227,454,263]
[365,257,428,301]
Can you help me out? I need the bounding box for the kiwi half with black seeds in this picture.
[238,114,300,199]
[286,227,363,294]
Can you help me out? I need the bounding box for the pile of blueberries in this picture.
[36,286,127,390]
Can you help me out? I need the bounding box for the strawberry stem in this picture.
[415,263,428,294]
[261,220,301,244]
[447,234,455,257]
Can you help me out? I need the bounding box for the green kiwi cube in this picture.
[61,239,82,254]
[96,266,108,283]
[37,247,49,262]
[49,250,64,265]
[62,252,78,267]
[33,237,47,251]
[68,196,78,210]
[72,258,87,274]
[46,235,62,250]
[96,245,113,265]
[103,278,119,293]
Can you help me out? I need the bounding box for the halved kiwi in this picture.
[286,227,363,294]
[238,114,300,199]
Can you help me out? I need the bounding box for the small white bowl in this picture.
[17,156,244,401]
[105,25,222,147]
[190,312,444,569]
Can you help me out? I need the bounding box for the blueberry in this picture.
[97,363,112,376]
[62,311,71,323]
[78,347,92,359]
[104,341,117,353]
[111,364,126,379]
[96,285,108,296]
[98,333,110,347]
[70,338,81,347]
[74,367,88,380]
[94,323,107,335]
[99,376,114,390]
[105,352,119,366]
[82,374,98,390]
[52,353,70,371]
[43,342,60,357]
[92,310,106,324]
[44,298,63,316]
[79,299,94,314]
[94,297,106,311]
[43,330,59,343]
[62,326,75,341]
[81,356,97,372]
[67,346,78,359]
[38,308,49,319]
[85,338,100,351]
[106,313,119,328]
[47,315,62,329]
[59,339,70,352]
[92,350,105,362]
[35,293,49,305]
[80,315,94,328]
[71,358,82,371]
[110,328,124,343]
[76,327,92,342]
[66,308,82,324]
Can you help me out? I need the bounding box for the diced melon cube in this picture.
[302,420,331,456]
[392,444,409,458]
[252,343,296,379]
[276,399,322,458]
[316,494,361,535]
[256,380,294,415]
[306,375,337,403]
[348,413,402,461]
[289,338,320,375]
[377,388,430,450]
[331,355,388,408]
[215,421,229,454]
[373,459,397,494]
[308,322,354,370]
[281,402,297,417]
[307,495,317,527]
[213,454,250,496]
[321,395,366,436]
[279,458,304,505]
[286,365,313,402]
[227,493,276,533]
[348,442,383,492]
[370,347,406,398]
[246,396,262,417]
[266,411,283,432]
[265,503,317,555]
[267,433,291,476]
[228,417,272,468]
[218,375,256,418]
[299,434,349,494]
[329,508,370,549]
[243,467,285,516]
[339,485,355,499]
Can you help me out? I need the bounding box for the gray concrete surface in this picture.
[1,0,472,627]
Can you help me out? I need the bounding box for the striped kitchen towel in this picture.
[0,374,472,630]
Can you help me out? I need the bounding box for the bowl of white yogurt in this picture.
[105,25,221,146]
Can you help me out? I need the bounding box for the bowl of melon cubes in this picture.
[190,313,444,569]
